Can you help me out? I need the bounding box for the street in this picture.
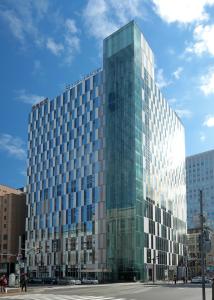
[0,283,212,300]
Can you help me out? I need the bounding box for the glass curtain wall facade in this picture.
[104,21,186,281]
[104,22,144,281]
[26,21,186,282]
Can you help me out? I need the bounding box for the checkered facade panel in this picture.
[140,30,186,269]
[26,70,106,275]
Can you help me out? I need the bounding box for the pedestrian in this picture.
[0,275,3,293]
[20,273,27,292]
[1,275,7,293]
[174,274,177,285]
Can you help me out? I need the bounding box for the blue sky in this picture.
[0,0,214,188]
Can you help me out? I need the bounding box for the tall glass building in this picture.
[186,150,214,230]
[26,21,186,281]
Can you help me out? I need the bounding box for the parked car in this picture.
[191,276,211,283]
[81,278,99,284]
[90,279,99,284]
[74,280,81,285]
[58,278,77,285]
[28,278,43,284]
[43,277,58,285]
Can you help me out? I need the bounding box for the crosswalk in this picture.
[0,294,132,300]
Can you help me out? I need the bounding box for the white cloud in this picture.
[0,0,45,46]
[186,24,214,56]
[0,134,26,160]
[45,19,80,63]
[16,89,45,105]
[109,0,144,24]
[168,98,177,104]
[156,68,171,89]
[152,0,214,24]
[203,115,214,127]
[200,67,214,95]
[173,67,183,79]
[82,0,144,41]
[63,19,80,64]
[0,2,80,64]
[66,19,78,34]
[33,0,49,19]
[175,109,192,119]
[167,97,192,120]
[83,0,117,40]
[0,9,25,42]
[200,132,206,142]
[46,38,64,56]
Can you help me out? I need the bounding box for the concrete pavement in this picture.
[0,282,212,300]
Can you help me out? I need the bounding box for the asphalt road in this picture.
[0,282,212,300]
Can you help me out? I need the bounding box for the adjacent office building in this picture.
[186,150,214,276]
[186,150,214,230]
[26,21,186,281]
[0,185,26,275]
[187,227,214,277]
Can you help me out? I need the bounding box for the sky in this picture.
[0,0,214,188]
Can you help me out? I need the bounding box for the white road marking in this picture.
[0,293,129,300]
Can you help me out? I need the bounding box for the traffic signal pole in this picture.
[200,190,206,300]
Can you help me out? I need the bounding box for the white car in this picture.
[90,279,99,284]
[81,278,99,284]
[191,276,210,283]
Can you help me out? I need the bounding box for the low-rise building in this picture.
[0,185,26,275]
[187,227,213,278]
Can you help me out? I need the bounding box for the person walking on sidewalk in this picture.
[174,274,177,285]
[1,275,7,293]
[20,273,27,292]
[0,275,3,292]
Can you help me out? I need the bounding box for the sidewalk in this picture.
[141,280,189,286]
[141,280,212,288]
[0,287,35,297]
[0,287,20,297]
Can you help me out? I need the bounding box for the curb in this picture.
[0,288,20,297]
[0,288,36,297]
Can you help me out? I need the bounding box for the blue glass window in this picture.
[63,92,68,104]
[93,74,99,87]
[70,88,75,100]
[85,79,90,92]
[77,83,82,96]
[57,96,61,107]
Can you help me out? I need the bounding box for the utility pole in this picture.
[152,257,155,284]
[200,190,206,300]
[152,255,158,284]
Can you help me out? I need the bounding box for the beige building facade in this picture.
[0,185,26,275]
[187,227,214,277]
